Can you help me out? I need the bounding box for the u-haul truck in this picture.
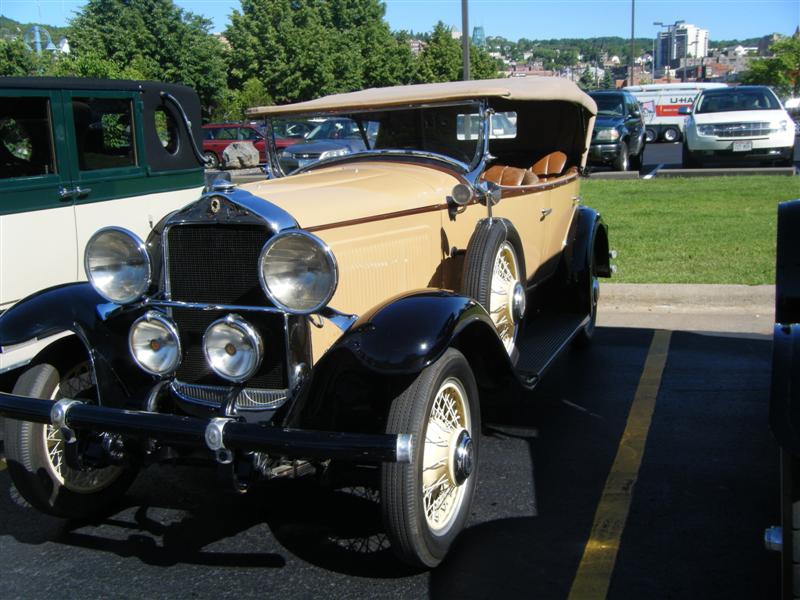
[624,82,727,143]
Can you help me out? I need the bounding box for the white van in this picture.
[624,82,727,143]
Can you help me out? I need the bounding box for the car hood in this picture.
[692,109,789,124]
[283,139,366,154]
[239,161,459,230]
[594,115,624,129]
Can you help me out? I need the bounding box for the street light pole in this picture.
[629,0,635,86]
[461,0,470,81]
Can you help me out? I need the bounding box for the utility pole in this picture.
[461,0,470,81]
[629,0,635,85]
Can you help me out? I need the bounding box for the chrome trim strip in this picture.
[293,149,471,176]
[144,299,287,314]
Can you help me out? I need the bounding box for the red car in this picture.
[202,123,292,168]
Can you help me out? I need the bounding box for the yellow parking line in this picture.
[567,329,672,600]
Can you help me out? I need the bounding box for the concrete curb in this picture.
[600,283,774,314]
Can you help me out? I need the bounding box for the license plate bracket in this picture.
[733,140,753,152]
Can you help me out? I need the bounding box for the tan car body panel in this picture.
[243,161,581,363]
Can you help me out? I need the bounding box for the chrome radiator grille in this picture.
[165,224,289,406]
[703,122,774,138]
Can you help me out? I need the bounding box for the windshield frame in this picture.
[263,100,490,179]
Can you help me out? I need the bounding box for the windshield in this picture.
[696,88,781,113]
[269,102,483,172]
[591,95,624,117]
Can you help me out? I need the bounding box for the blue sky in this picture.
[3,0,798,41]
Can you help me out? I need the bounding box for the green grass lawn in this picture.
[581,175,800,284]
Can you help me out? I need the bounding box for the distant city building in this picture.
[758,33,782,56]
[409,38,426,55]
[450,27,462,40]
[472,26,486,48]
[655,23,709,70]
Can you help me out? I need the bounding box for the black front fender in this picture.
[331,289,501,375]
[0,283,154,406]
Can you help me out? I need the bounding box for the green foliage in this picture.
[583,176,800,284]
[65,0,227,114]
[210,77,272,122]
[0,16,68,45]
[0,38,42,76]
[416,22,461,82]
[578,67,595,90]
[741,37,800,96]
[226,0,417,104]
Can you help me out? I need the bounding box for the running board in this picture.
[514,311,589,388]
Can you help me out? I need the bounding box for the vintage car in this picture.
[0,78,206,374]
[0,77,609,568]
[766,198,800,595]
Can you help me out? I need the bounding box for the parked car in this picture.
[624,82,726,143]
[276,117,377,173]
[0,77,205,375]
[765,199,800,596]
[587,90,646,171]
[203,123,292,168]
[683,85,796,167]
[0,77,611,569]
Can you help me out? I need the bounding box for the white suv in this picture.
[683,86,796,167]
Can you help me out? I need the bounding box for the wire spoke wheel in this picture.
[422,378,471,533]
[41,363,122,493]
[488,241,520,354]
[382,348,480,568]
[462,220,526,359]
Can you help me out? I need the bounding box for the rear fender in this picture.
[0,283,154,406]
[570,206,610,282]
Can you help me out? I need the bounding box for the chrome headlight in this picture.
[258,231,338,314]
[595,128,620,142]
[203,314,263,383]
[84,227,151,304]
[129,311,181,376]
[319,147,351,160]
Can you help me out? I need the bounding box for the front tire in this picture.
[382,349,480,568]
[573,235,600,347]
[613,141,629,171]
[4,362,136,518]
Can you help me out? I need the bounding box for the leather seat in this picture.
[531,151,568,179]
[482,165,538,186]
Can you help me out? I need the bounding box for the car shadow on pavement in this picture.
[0,327,779,597]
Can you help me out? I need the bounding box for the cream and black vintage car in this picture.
[0,77,610,568]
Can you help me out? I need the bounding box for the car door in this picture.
[0,89,78,309]
[625,96,645,155]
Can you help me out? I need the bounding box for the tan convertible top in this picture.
[247,76,597,117]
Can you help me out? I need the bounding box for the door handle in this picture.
[75,186,92,198]
[58,187,76,201]
[540,208,553,218]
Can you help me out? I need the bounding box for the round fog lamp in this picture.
[129,311,181,376]
[203,315,263,383]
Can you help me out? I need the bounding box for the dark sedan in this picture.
[588,90,646,171]
[278,118,377,173]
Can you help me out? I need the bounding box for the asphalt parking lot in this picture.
[0,298,779,599]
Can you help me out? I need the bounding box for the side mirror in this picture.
[678,106,692,115]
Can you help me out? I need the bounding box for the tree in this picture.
[416,22,461,82]
[0,38,42,76]
[66,0,227,114]
[210,77,272,122]
[470,44,501,79]
[226,0,416,104]
[578,67,595,90]
[741,37,800,97]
